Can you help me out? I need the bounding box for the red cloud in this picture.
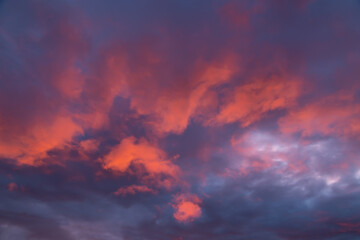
[279,91,360,138]
[172,194,202,223]
[103,136,180,188]
[213,76,302,127]
[0,44,128,166]
[0,2,127,166]
[0,114,83,165]
[127,60,237,135]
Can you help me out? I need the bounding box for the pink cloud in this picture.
[212,76,302,127]
[279,91,360,138]
[103,136,180,188]
[172,194,202,223]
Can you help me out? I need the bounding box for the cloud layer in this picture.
[1,0,360,239]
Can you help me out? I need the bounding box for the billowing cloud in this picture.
[103,136,180,188]
[0,0,126,165]
[172,194,202,223]
[229,130,355,178]
[1,0,360,239]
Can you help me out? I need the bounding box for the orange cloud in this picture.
[127,58,237,135]
[0,7,129,166]
[0,114,83,165]
[0,30,237,166]
[103,136,180,188]
[113,185,156,196]
[172,194,202,223]
[214,76,302,127]
[279,91,360,138]
[0,47,129,166]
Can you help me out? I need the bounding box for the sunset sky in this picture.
[1,0,360,239]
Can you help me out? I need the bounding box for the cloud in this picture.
[230,130,306,174]
[0,114,83,165]
[113,185,157,196]
[213,75,302,127]
[0,0,129,165]
[228,129,357,178]
[279,91,360,138]
[7,182,18,192]
[103,136,180,188]
[0,0,89,165]
[1,0,360,239]
[127,59,237,135]
[172,193,202,223]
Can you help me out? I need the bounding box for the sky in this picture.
[0,0,360,239]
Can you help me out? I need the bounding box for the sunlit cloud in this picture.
[1,0,360,239]
[172,194,202,223]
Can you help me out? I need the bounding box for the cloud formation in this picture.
[1,0,360,239]
[172,194,202,223]
[279,91,360,138]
